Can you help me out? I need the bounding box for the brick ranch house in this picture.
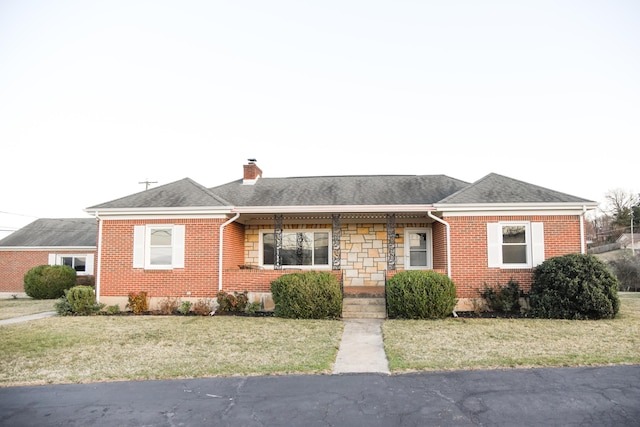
[84,161,597,312]
[0,218,97,296]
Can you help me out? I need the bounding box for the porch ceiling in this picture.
[239,212,434,225]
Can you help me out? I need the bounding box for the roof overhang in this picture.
[0,246,96,251]
[434,202,598,216]
[233,205,436,214]
[85,206,233,218]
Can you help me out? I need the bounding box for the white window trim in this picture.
[487,221,545,269]
[49,253,94,275]
[404,228,433,270]
[133,224,185,270]
[258,229,332,270]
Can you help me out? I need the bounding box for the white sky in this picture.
[1,0,639,238]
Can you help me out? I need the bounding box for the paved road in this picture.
[1,365,639,426]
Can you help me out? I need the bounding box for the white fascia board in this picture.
[434,202,598,216]
[234,205,436,214]
[0,246,96,252]
[86,207,233,218]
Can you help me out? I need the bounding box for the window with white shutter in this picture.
[133,224,185,270]
[487,222,544,268]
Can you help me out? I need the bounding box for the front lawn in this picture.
[382,293,640,371]
[0,298,55,320]
[0,316,344,386]
[2,294,639,387]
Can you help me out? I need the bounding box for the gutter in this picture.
[427,211,451,278]
[580,205,587,254]
[95,213,103,303]
[218,213,240,291]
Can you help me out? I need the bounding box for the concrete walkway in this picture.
[333,318,390,375]
[1,312,392,374]
[0,311,56,326]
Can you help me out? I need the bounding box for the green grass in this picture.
[2,293,639,386]
[0,316,344,386]
[382,293,640,372]
[0,298,56,320]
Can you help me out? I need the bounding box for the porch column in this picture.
[332,214,341,270]
[387,213,396,271]
[274,214,283,270]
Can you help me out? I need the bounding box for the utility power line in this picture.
[138,179,157,190]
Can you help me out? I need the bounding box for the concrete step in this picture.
[342,297,387,319]
[343,286,385,298]
[343,297,386,306]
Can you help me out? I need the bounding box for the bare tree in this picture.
[603,189,638,218]
[603,189,639,236]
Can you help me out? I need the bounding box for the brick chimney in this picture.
[243,159,262,184]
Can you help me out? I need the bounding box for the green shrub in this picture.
[24,265,77,299]
[56,285,104,316]
[245,301,262,315]
[529,253,620,320]
[104,305,121,315]
[54,295,73,316]
[127,291,149,314]
[270,271,342,319]
[217,291,249,313]
[179,300,192,315]
[481,279,523,314]
[386,270,456,319]
[608,252,640,292]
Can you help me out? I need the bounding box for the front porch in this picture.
[234,212,448,287]
[220,211,449,315]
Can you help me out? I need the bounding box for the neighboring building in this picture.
[0,218,97,296]
[616,233,640,251]
[85,161,597,311]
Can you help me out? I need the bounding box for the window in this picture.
[501,225,527,264]
[487,222,544,268]
[261,230,330,268]
[149,227,173,266]
[404,228,432,269]
[61,256,86,272]
[49,254,94,275]
[133,225,185,269]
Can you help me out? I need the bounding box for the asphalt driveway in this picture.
[1,365,639,426]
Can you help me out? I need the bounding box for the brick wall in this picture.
[446,214,583,298]
[0,250,96,293]
[0,251,49,293]
[97,214,584,302]
[99,218,224,299]
[223,221,245,270]
[432,221,447,271]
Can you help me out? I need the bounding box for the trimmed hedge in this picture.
[24,265,77,299]
[55,285,104,316]
[529,253,620,320]
[386,270,456,319]
[270,271,342,319]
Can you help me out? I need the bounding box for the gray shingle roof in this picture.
[438,173,595,204]
[86,172,595,212]
[0,218,96,247]
[87,178,232,210]
[209,175,470,206]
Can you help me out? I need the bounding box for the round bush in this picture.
[270,271,342,319]
[529,253,620,320]
[59,285,103,316]
[24,265,77,299]
[386,270,456,319]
